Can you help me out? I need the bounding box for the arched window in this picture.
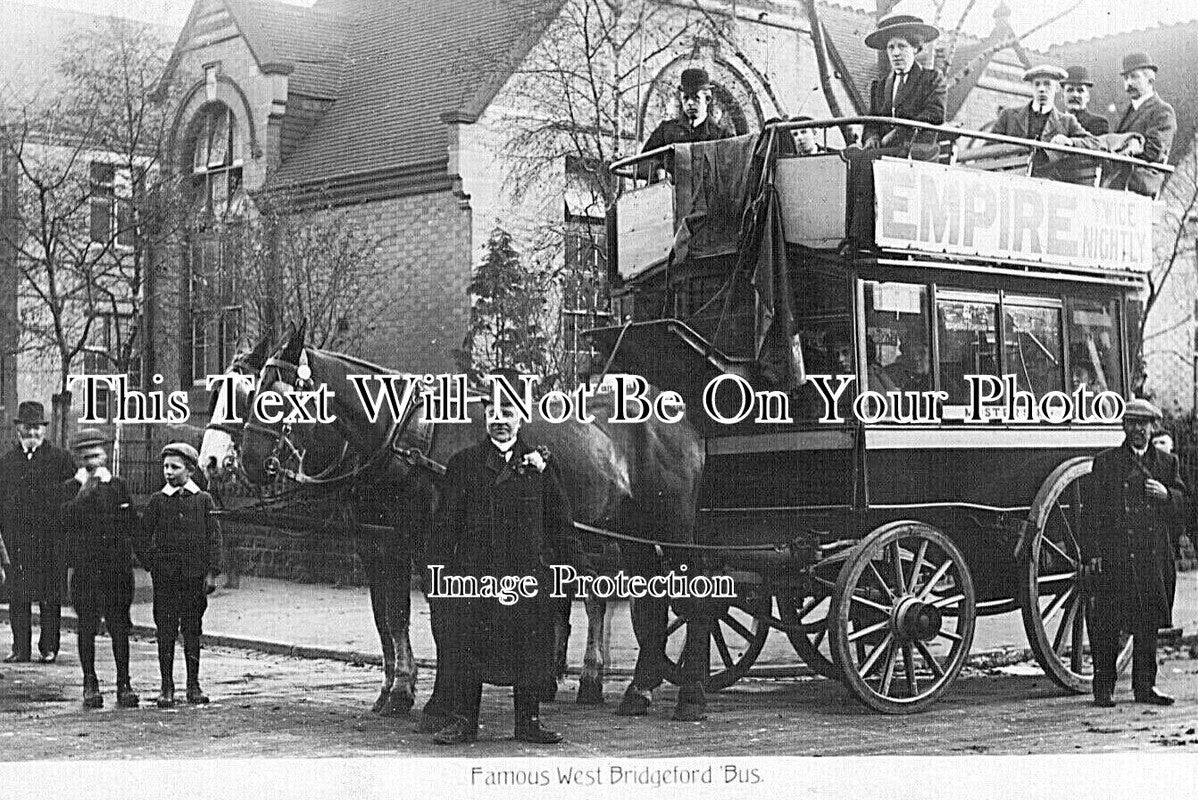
[189,103,246,219]
[185,103,246,382]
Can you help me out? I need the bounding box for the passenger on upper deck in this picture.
[639,67,733,178]
[1061,66,1111,135]
[1102,52,1177,198]
[990,65,1100,184]
[792,115,831,155]
[861,15,947,158]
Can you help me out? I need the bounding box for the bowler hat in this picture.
[1022,64,1068,83]
[678,67,712,94]
[13,400,48,426]
[1120,52,1158,75]
[161,441,199,470]
[864,14,940,50]
[70,428,110,452]
[1123,398,1162,421]
[1062,65,1094,86]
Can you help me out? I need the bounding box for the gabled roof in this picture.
[233,0,353,99]
[270,0,564,188]
[1050,19,1198,163]
[816,2,877,112]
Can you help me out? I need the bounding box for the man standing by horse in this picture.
[427,373,592,745]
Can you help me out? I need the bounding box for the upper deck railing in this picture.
[608,116,1176,178]
[605,116,1171,282]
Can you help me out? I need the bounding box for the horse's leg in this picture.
[616,543,667,716]
[543,596,570,702]
[361,538,396,714]
[576,596,606,705]
[672,556,711,722]
[380,537,416,716]
[419,594,456,732]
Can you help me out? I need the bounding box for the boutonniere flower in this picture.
[518,447,549,474]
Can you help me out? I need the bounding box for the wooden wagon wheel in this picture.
[829,521,976,713]
[1017,456,1133,693]
[776,550,849,680]
[663,593,772,691]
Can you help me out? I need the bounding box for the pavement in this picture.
[3,568,1197,677]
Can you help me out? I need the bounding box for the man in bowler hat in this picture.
[1080,399,1184,707]
[1061,66,1111,135]
[640,66,732,177]
[0,401,76,662]
[1103,52,1177,197]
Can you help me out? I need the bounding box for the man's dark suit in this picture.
[0,442,76,659]
[990,104,1100,183]
[1080,440,1185,698]
[1072,108,1111,135]
[1104,93,1177,197]
[863,62,947,151]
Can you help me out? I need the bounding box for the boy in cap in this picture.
[138,442,221,708]
[61,428,140,708]
[990,65,1100,183]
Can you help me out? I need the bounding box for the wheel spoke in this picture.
[937,628,963,643]
[918,560,953,602]
[891,541,908,594]
[813,626,827,647]
[1051,589,1077,653]
[880,640,898,695]
[867,561,897,601]
[849,593,892,613]
[857,632,893,678]
[798,596,820,617]
[1040,586,1073,625]
[914,640,945,678]
[712,624,734,668]
[908,539,930,595]
[1069,605,1086,673]
[722,614,753,642]
[1036,570,1077,586]
[902,643,919,696]
[931,592,965,609]
[848,618,890,643]
[666,617,685,636]
[1040,535,1077,568]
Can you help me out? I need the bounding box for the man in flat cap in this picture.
[1080,398,1184,707]
[861,14,947,154]
[0,401,76,663]
[990,65,1100,183]
[1061,66,1111,135]
[640,66,733,177]
[1103,52,1177,197]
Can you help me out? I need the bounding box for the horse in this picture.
[235,326,713,722]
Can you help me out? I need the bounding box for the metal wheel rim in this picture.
[663,594,772,691]
[830,521,976,714]
[776,552,846,680]
[1018,457,1134,693]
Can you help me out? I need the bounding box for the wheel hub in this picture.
[892,596,942,641]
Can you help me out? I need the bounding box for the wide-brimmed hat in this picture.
[1121,52,1158,75]
[13,400,48,426]
[1022,64,1068,83]
[864,14,940,50]
[678,67,712,94]
[70,428,110,452]
[161,442,199,470]
[1062,65,1094,86]
[1123,398,1162,421]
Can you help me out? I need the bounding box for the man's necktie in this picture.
[892,72,906,112]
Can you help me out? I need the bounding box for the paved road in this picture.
[2,627,1197,759]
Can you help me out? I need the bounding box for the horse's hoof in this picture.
[539,679,558,704]
[671,701,707,722]
[371,689,390,714]
[381,690,415,717]
[615,688,649,716]
[576,676,604,705]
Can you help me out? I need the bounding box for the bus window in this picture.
[1004,300,1064,397]
[937,293,999,405]
[1068,300,1123,395]
[793,269,853,420]
[864,281,930,393]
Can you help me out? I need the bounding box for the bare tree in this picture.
[2,17,176,443]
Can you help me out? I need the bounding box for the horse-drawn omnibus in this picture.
[597,117,1170,713]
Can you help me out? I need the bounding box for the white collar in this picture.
[1131,91,1154,110]
[1131,444,1149,459]
[1030,102,1052,115]
[490,438,517,454]
[161,480,201,496]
